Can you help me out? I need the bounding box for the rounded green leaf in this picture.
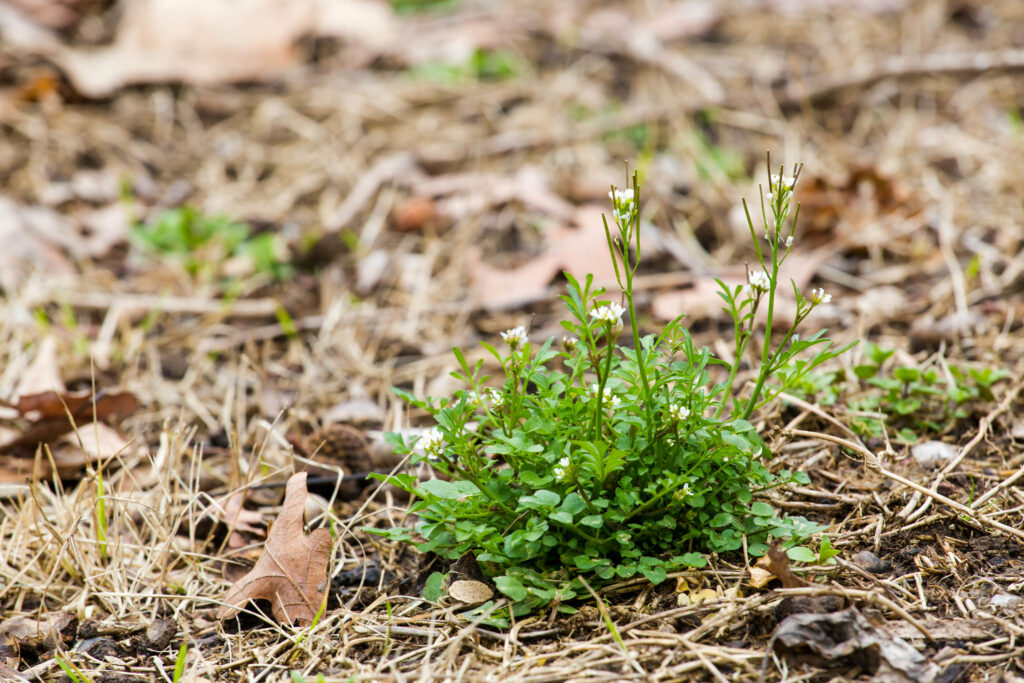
[494,575,528,602]
[786,546,817,563]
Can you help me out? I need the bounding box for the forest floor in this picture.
[1,0,1023,681]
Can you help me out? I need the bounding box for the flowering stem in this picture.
[742,239,779,421]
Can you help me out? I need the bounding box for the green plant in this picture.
[371,159,850,617]
[131,206,292,281]
[850,344,1009,443]
[408,49,523,83]
[390,0,457,14]
[173,641,188,683]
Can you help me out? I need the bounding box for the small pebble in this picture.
[851,550,891,574]
[911,441,956,467]
[990,592,1022,611]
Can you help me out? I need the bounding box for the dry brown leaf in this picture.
[205,492,266,550]
[0,391,140,456]
[42,0,395,98]
[447,579,494,605]
[751,546,809,590]
[469,205,623,310]
[217,472,332,626]
[0,612,76,668]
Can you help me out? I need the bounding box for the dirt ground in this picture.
[1,0,1023,681]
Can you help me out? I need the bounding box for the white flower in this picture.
[785,235,794,248]
[616,208,632,223]
[563,336,578,351]
[590,302,625,325]
[681,482,692,497]
[747,270,770,292]
[811,287,832,305]
[609,188,635,204]
[668,403,690,421]
[553,456,570,479]
[501,325,528,348]
[771,173,795,191]
[590,384,621,410]
[489,389,504,407]
[419,428,444,461]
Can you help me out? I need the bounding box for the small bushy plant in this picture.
[372,158,853,617]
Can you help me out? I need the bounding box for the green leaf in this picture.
[709,512,734,528]
[817,536,840,564]
[550,511,574,525]
[494,575,528,601]
[559,492,586,517]
[423,572,445,602]
[786,546,817,563]
[640,565,667,585]
[853,364,879,380]
[417,479,480,500]
[534,490,561,507]
[674,552,707,568]
[579,515,603,528]
[368,472,418,493]
[363,526,414,542]
[750,501,774,517]
[721,431,752,452]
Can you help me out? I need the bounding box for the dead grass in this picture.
[2,0,1024,681]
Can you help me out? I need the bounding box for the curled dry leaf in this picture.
[751,546,809,590]
[0,612,77,668]
[772,607,940,683]
[217,472,333,626]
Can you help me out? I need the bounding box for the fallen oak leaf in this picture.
[217,472,332,626]
[0,391,139,456]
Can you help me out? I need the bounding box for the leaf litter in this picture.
[0,0,1023,681]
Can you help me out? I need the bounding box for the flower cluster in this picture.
[501,325,528,348]
[668,403,691,421]
[563,336,578,351]
[553,456,570,480]
[810,287,832,305]
[590,302,625,325]
[591,383,622,410]
[766,172,796,201]
[609,188,636,224]
[489,389,505,407]
[747,269,770,293]
[419,427,445,461]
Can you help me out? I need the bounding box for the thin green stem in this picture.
[742,243,780,421]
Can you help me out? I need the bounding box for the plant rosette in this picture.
[370,160,851,620]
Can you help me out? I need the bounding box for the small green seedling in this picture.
[132,206,292,281]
